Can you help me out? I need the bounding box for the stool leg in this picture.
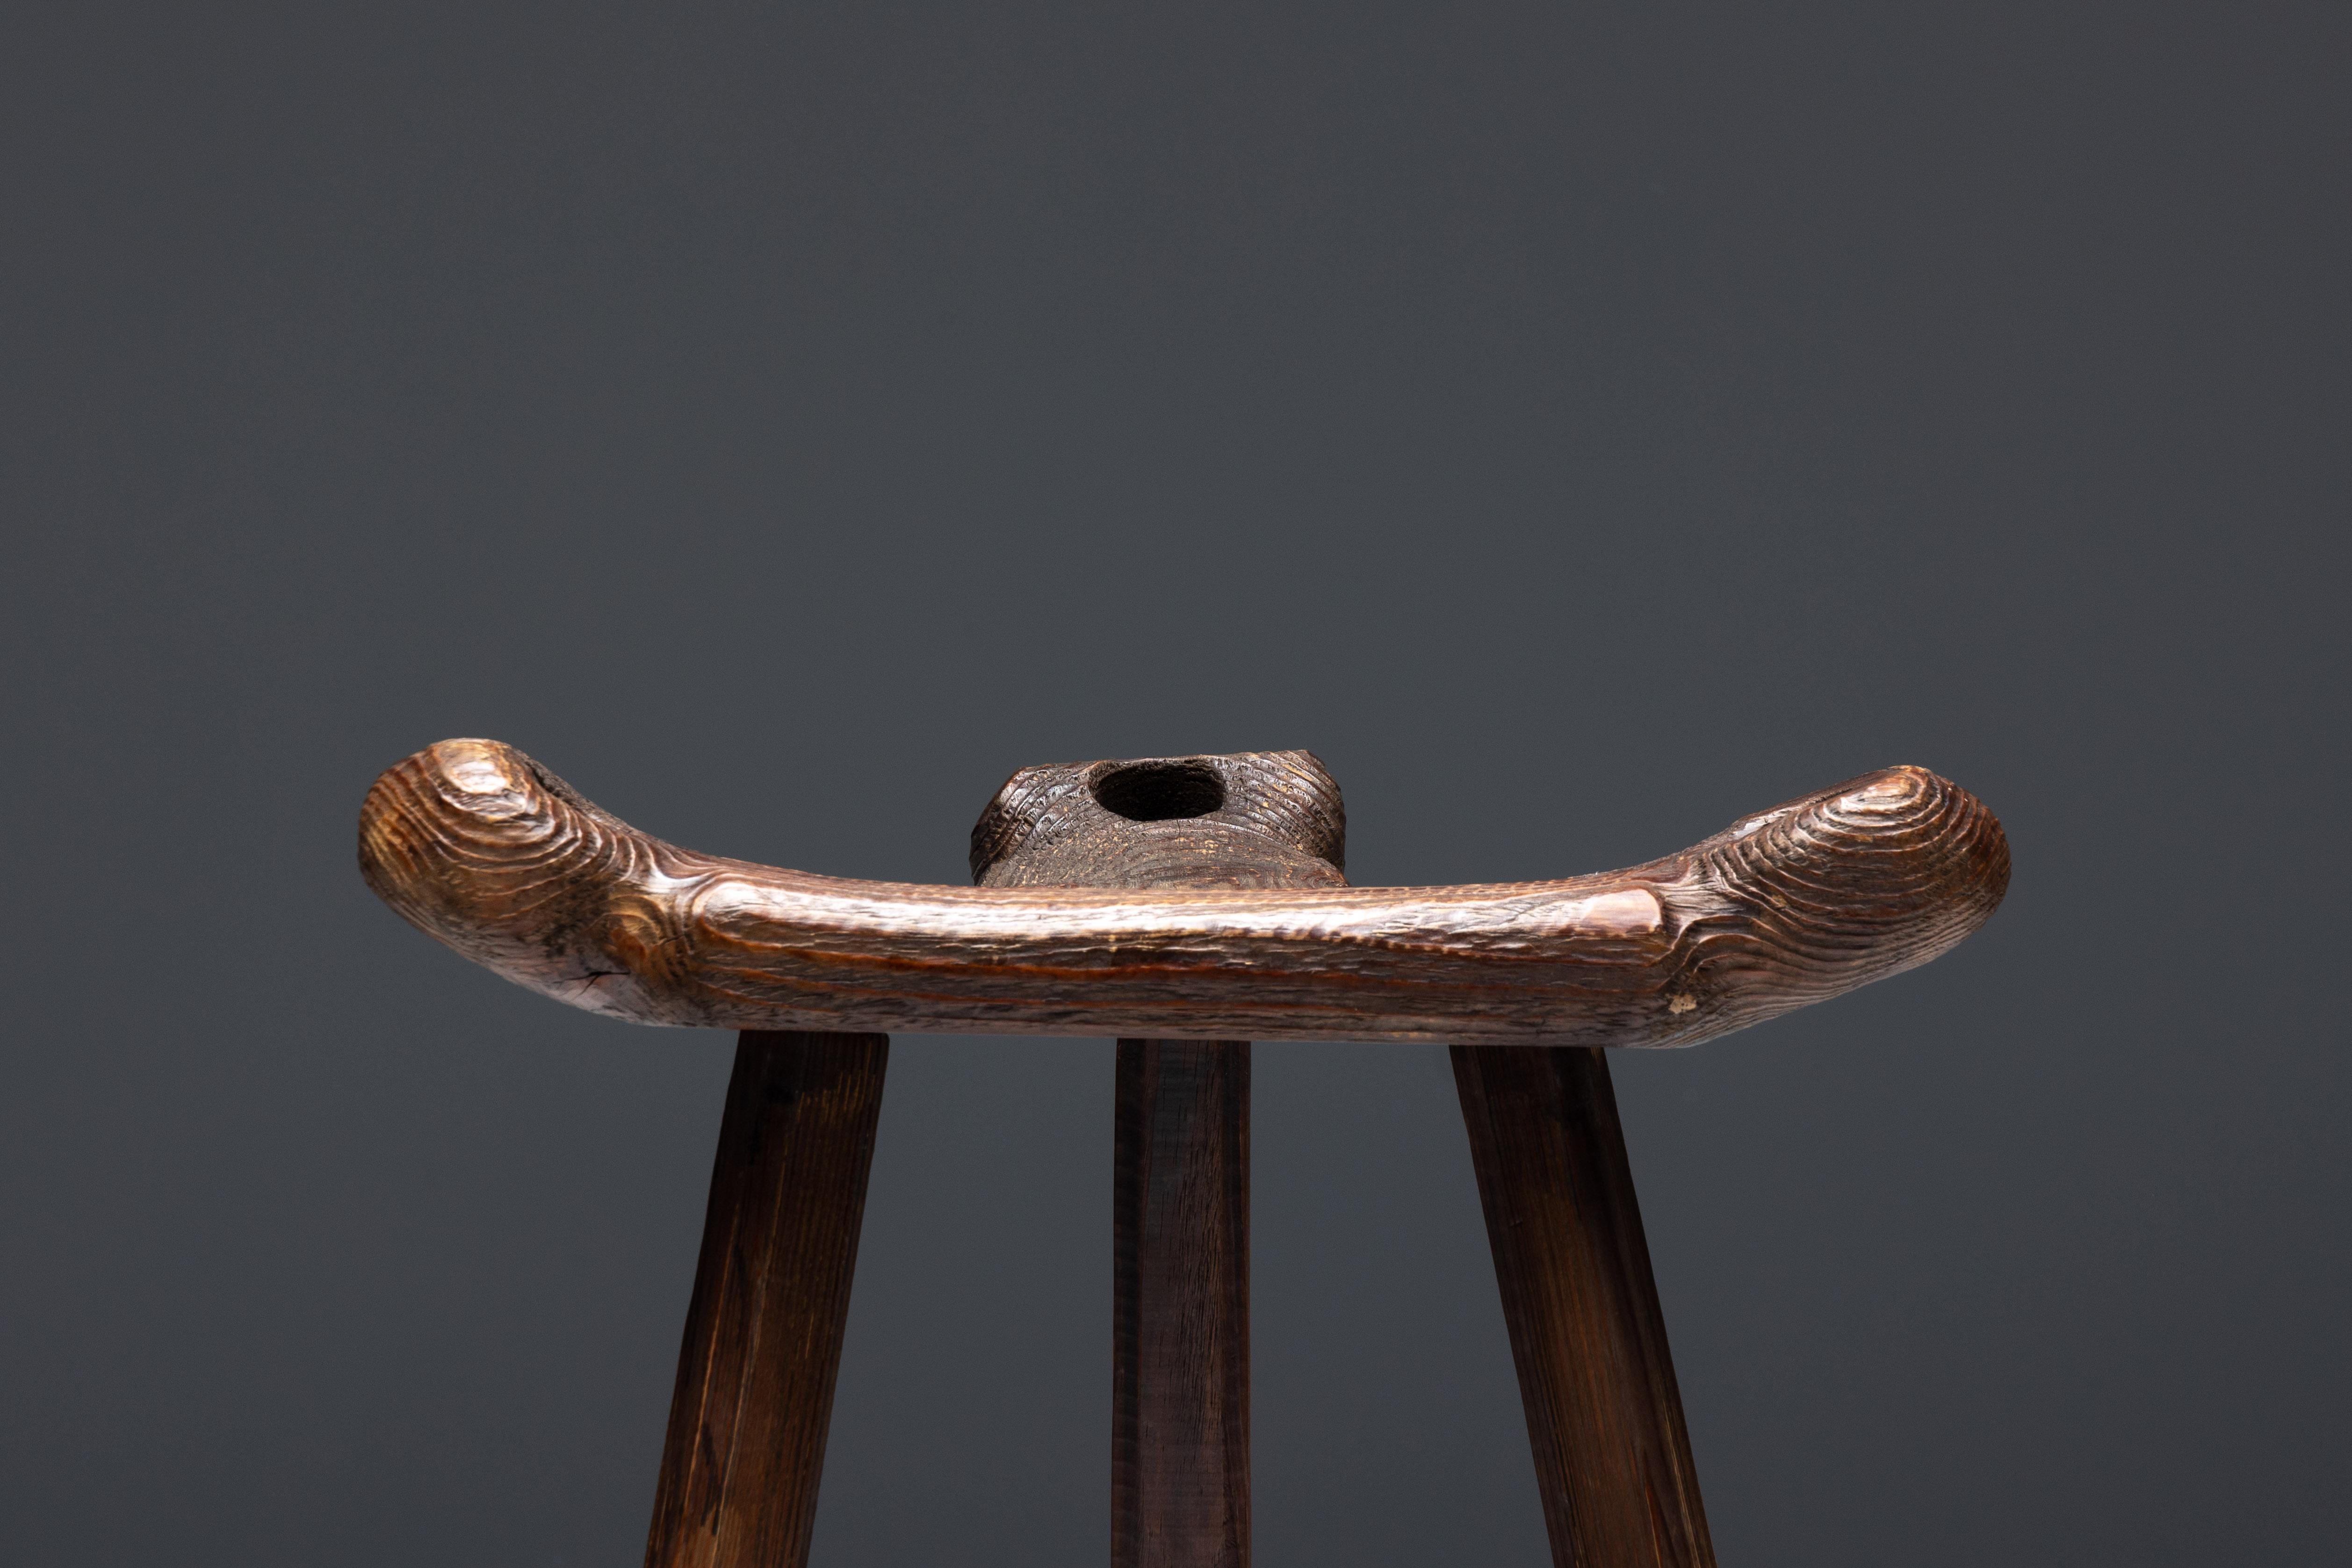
[1450,1046,1715,1568]
[644,1030,889,1568]
[1113,1040,1250,1568]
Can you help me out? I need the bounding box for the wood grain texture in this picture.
[358,739,2008,1046]
[971,751,1351,1568]
[1111,1040,1250,1568]
[1453,1046,1714,1568]
[972,751,1345,891]
[644,1031,887,1568]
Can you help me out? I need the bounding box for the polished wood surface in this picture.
[970,751,1352,1568]
[643,1031,888,1568]
[1453,1046,1713,1568]
[359,740,2008,1045]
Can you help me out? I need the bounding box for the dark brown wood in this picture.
[970,751,1346,892]
[359,740,2008,1046]
[1111,1039,1251,1568]
[358,741,2012,1561]
[970,751,1350,1568]
[644,1030,888,1568]
[1452,1045,1713,1568]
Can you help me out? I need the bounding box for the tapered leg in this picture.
[1112,1040,1251,1568]
[645,1031,890,1568]
[1451,1046,1714,1568]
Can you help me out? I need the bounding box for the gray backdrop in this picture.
[5,3,2344,1564]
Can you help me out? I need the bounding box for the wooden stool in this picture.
[360,741,2008,1568]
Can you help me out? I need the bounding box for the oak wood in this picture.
[970,751,1350,1568]
[644,1030,888,1568]
[359,740,2007,1046]
[1453,1045,1714,1568]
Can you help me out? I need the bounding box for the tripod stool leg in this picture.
[644,1030,889,1568]
[1450,1046,1715,1568]
[1113,1040,1251,1568]
[963,750,1346,1568]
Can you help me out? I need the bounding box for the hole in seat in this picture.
[1091,760,1227,822]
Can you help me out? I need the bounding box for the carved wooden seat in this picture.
[361,739,2007,1568]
